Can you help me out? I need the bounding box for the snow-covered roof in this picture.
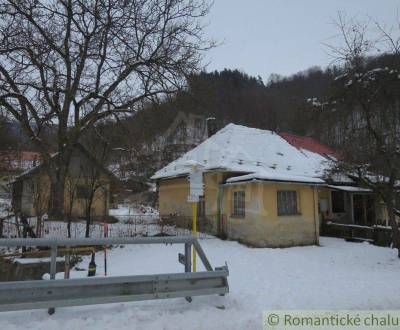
[326,185,372,193]
[151,123,335,183]
[227,172,325,184]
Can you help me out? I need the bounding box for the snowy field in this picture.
[1,237,400,330]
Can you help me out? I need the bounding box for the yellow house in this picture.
[153,124,395,247]
[152,124,332,247]
[11,145,115,220]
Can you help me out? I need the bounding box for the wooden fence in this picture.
[321,222,392,247]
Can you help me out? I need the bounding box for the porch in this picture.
[319,185,388,226]
[319,186,392,246]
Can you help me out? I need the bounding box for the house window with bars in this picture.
[232,191,245,218]
[277,190,299,216]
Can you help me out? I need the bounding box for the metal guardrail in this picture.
[0,236,229,314]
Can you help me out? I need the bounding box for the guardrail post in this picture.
[184,243,191,273]
[48,245,58,315]
[64,248,70,279]
[184,242,192,302]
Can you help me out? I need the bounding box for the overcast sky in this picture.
[204,0,400,81]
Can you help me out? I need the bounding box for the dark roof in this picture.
[12,144,117,183]
[279,133,341,160]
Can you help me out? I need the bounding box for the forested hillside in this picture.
[3,53,400,162]
[114,52,400,151]
[100,66,337,152]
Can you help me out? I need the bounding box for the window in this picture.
[76,185,91,199]
[232,191,245,218]
[277,190,299,216]
[331,190,345,213]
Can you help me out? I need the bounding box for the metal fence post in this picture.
[64,248,70,280]
[48,245,58,315]
[184,242,192,302]
[184,243,191,273]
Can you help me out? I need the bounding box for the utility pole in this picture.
[186,161,204,272]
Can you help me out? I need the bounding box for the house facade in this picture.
[12,146,114,220]
[152,124,391,247]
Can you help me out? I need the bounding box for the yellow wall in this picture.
[158,176,191,216]
[65,176,109,217]
[221,181,319,247]
[158,172,223,218]
[20,173,110,218]
[158,172,319,247]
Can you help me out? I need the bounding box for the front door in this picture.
[353,194,375,226]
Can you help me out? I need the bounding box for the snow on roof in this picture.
[226,171,325,184]
[151,123,334,182]
[326,185,372,193]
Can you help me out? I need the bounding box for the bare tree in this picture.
[79,137,110,238]
[27,175,49,237]
[65,171,81,238]
[0,0,213,218]
[321,13,400,256]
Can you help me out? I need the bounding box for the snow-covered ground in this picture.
[1,237,400,330]
[1,203,162,239]
[109,203,159,219]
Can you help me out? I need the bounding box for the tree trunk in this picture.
[85,215,90,238]
[48,165,67,220]
[67,218,72,238]
[36,216,42,238]
[85,202,92,238]
[85,191,95,238]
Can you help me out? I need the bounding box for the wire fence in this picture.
[1,215,212,240]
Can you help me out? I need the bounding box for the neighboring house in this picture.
[156,111,208,164]
[110,111,221,180]
[11,145,115,220]
[0,150,40,173]
[152,124,391,248]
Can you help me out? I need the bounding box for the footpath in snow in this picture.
[1,237,400,330]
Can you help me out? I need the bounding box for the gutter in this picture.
[220,178,325,187]
[312,185,319,245]
[151,168,236,182]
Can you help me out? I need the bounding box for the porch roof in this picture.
[326,185,372,193]
[226,171,325,184]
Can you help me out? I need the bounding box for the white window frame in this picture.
[232,190,245,218]
[277,190,300,216]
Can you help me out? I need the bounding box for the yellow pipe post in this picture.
[192,201,198,272]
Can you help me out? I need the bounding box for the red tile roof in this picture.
[280,133,341,160]
[0,151,41,171]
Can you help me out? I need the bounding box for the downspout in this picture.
[313,185,320,245]
[217,185,223,237]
